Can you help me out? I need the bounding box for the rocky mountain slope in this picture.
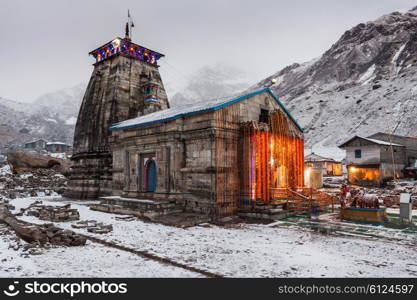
[0,83,86,153]
[31,83,86,124]
[252,7,417,148]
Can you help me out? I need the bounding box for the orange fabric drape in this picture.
[240,110,304,204]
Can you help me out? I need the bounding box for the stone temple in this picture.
[66,28,308,221]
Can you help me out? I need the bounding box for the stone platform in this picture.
[238,203,290,220]
[90,196,209,227]
[341,207,388,225]
[90,196,182,219]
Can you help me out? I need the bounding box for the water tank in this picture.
[305,167,323,189]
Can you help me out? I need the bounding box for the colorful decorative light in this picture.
[89,37,164,66]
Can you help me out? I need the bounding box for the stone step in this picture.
[91,196,185,220]
[99,196,179,210]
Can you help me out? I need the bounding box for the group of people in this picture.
[339,184,380,209]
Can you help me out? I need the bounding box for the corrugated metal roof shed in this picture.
[339,136,404,148]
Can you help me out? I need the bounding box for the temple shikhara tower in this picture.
[65,25,169,199]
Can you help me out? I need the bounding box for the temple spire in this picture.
[125,22,130,40]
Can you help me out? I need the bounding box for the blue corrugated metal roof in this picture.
[109,88,303,131]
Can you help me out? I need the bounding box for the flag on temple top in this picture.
[128,10,134,27]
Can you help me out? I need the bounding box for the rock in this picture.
[72,220,113,234]
[7,152,69,173]
[54,187,65,195]
[0,204,86,247]
[0,162,68,200]
[24,203,80,222]
[87,224,113,234]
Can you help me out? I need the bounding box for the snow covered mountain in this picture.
[31,83,86,124]
[0,83,86,153]
[169,64,250,107]
[252,7,417,148]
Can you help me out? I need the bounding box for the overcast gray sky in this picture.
[0,0,416,102]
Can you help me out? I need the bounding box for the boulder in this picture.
[6,152,69,173]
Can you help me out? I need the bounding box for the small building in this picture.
[368,132,417,171]
[109,88,305,218]
[46,142,72,153]
[304,152,343,176]
[339,135,407,186]
[24,139,47,151]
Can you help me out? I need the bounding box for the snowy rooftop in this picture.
[25,139,47,144]
[339,136,404,148]
[364,137,404,146]
[46,142,70,146]
[305,152,337,162]
[110,88,303,131]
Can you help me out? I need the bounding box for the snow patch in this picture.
[358,64,376,85]
[307,138,346,161]
[0,165,11,176]
[65,117,77,125]
[19,173,33,180]
[271,75,284,86]
[44,118,57,123]
[392,43,406,64]
[49,153,67,159]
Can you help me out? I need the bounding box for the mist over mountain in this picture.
[31,83,87,123]
[168,64,250,107]
[0,84,86,153]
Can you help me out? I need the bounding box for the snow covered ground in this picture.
[0,223,199,278]
[0,164,12,176]
[2,196,417,278]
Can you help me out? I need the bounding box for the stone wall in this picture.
[111,111,217,213]
[239,92,282,122]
